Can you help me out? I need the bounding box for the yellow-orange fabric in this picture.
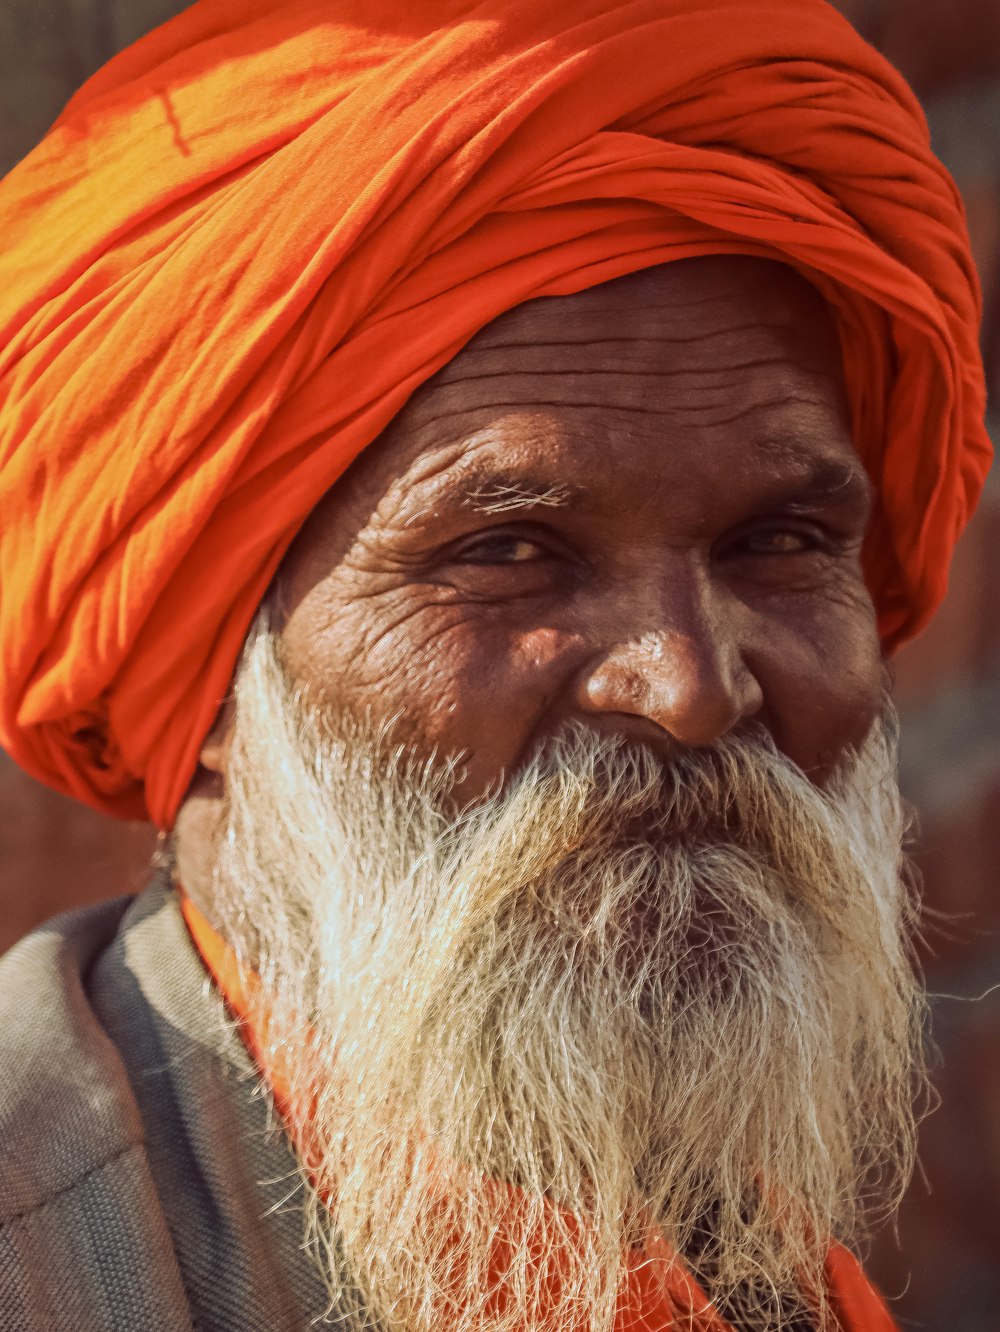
[0,0,990,826]
[181,891,901,1331]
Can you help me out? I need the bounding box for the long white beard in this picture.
[205,615,925,1332]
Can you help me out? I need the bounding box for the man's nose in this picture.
[573,582,764,749]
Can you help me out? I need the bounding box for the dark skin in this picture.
[175,256,883,899]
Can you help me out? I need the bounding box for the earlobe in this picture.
[198,696,235,777]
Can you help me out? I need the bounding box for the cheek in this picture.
[751,586,884,776]
[402,625,576,794]
[284,596,477,743]
[282,588,574,787]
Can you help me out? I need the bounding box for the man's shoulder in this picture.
[0,893,200,1330]
[0,894,144,1225]
[0,882,330,1330]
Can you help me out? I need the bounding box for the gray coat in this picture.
[0,879,334,1330]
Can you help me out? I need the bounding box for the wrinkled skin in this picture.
[177,256,883,889]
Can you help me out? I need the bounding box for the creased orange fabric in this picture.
[0,0,990,826]
[180,891,900,1331]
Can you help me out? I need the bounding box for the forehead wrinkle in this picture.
[463,268,822,346]
[399,398,682,436]
[399,384,845,439]
[397,387,850,453]
[663,389,849,430]
[460,318,822,353]
[421,359,812,395]
[403,351,846,441]
[429,330,834,387]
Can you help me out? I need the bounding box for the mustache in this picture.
[488,720,830,829]
[446,717,874,875]
[410,713,902,971]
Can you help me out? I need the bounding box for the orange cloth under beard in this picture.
[180,891,900,1331]
[0,0,990,828]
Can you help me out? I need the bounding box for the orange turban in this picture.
[0,0,990,827]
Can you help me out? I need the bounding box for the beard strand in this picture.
[203,613,926,1332]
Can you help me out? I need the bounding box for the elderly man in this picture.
[0,1,991,1330]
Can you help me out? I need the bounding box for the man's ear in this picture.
[198,695,236,778]
[173,694,235,905]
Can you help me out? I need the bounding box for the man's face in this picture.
[187,256,920,1332]
[277,255,881,795]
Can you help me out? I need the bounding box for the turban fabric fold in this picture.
[0,0,991,826]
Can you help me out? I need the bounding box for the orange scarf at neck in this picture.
[179,890,899,1332]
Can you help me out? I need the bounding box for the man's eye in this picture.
[739,528,820,556]
[453,534,548,564]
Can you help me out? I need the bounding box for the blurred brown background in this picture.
[1,1,998,1327]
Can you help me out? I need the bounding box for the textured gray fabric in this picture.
[0,879,333,1329]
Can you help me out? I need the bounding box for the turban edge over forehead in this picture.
[0,0,991,827]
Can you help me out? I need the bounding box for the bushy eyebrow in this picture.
[463,480,573,514]
[771,459,873,517]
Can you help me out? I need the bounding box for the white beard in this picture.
[202,613,925,1332]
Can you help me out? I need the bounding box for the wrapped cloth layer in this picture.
[0,0,990,824]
